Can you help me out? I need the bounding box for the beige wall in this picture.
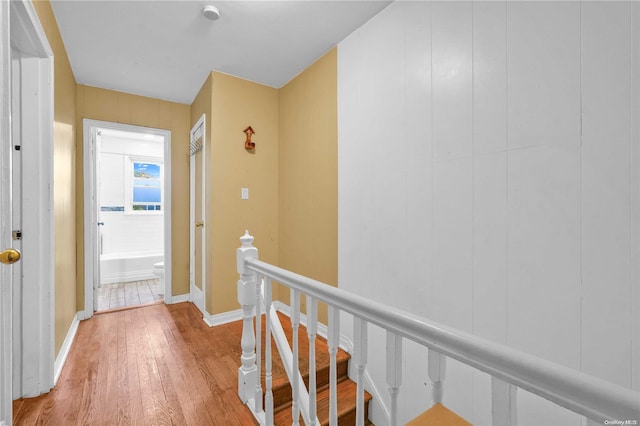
[37,0,338,352]
[278,49,338,323]
[191,65,338,317]
[75,85,191,308]
[208,72,280,314]
[33,0,78,355]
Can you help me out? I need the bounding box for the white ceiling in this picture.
[50,0,391,104]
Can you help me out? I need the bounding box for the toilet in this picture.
[153,261,165,295]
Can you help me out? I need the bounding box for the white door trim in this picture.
[3,0,55,406]
[0,2,12,422]
[189,115,206,316]
[82,119,173,319]
[11,0,54,399]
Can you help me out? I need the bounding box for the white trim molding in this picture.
[190,282,205,315]
[9,0,55,400]
[203,308,243,327]
[0,2,12,421]
[54,313,80,385]
[83,119,172,314]
[169,293,189,304]
[189,114,207,321]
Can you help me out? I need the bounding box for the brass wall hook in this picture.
[243,126,255,150]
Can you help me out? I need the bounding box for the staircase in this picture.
[238,232,640,426]
[261,312,373,425]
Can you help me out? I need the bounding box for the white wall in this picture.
[98,133,164,256]
[338,2,640,425]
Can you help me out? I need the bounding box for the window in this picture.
[127,158,163,213]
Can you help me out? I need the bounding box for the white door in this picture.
[190,115,206,315]
[91,127,101,310]
[0,2,16,422]
[2,1,55,419]
[10,40,22,402]
[83,125,107,315]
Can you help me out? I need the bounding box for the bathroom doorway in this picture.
[83,120,172,317]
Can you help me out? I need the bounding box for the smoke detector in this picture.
[202,5,220,21]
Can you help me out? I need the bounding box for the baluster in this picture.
[354,317,368,426]
[386,331,402,426]
[428,348,446,405]
[264,277,274,426]
[327,306,340,426]
[254,275,263,414]
[491,377,516,425]
[307,296,318,426]
[291,289,301,426]
[237,231,258,403]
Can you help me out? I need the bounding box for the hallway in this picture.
[12,303,257,425]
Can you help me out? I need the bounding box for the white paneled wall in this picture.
[581,1,633,389]
[632,1,640,396]
[337,2,639,425]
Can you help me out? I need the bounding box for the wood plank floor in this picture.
[96,279,163,312]
[13,302,258,426]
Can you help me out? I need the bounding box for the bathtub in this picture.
[100,251,164,285]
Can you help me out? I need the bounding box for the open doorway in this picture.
[83,120,172,317]
[95,127,165,311]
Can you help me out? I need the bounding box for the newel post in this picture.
[237,230,258,403]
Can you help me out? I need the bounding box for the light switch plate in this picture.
[241,188,249,200]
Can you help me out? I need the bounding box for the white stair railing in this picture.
[236,231,640,426]
[237,231,319,426]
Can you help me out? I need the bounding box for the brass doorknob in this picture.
[195,221,204,228]
[0,248,21,265]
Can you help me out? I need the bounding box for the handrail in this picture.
[244,257,640,424]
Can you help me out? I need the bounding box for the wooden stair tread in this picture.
[273,378,373,426]
[406,403,472,426]
[260,312,351,407]
[257,311,374,425]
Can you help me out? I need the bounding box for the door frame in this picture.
[0,2,11,422]
[1,0,54,419]
[189,114,206,316]
[82,119,173,319]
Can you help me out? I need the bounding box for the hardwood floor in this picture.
[12,302,258,426]
[96,279,163,312]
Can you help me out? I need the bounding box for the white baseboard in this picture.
[190,283,205,314]
[203,308,243,327]
[54,312,80,385]
[77,309,92,321]
[168,293,189,304]
[185,286,241,327]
